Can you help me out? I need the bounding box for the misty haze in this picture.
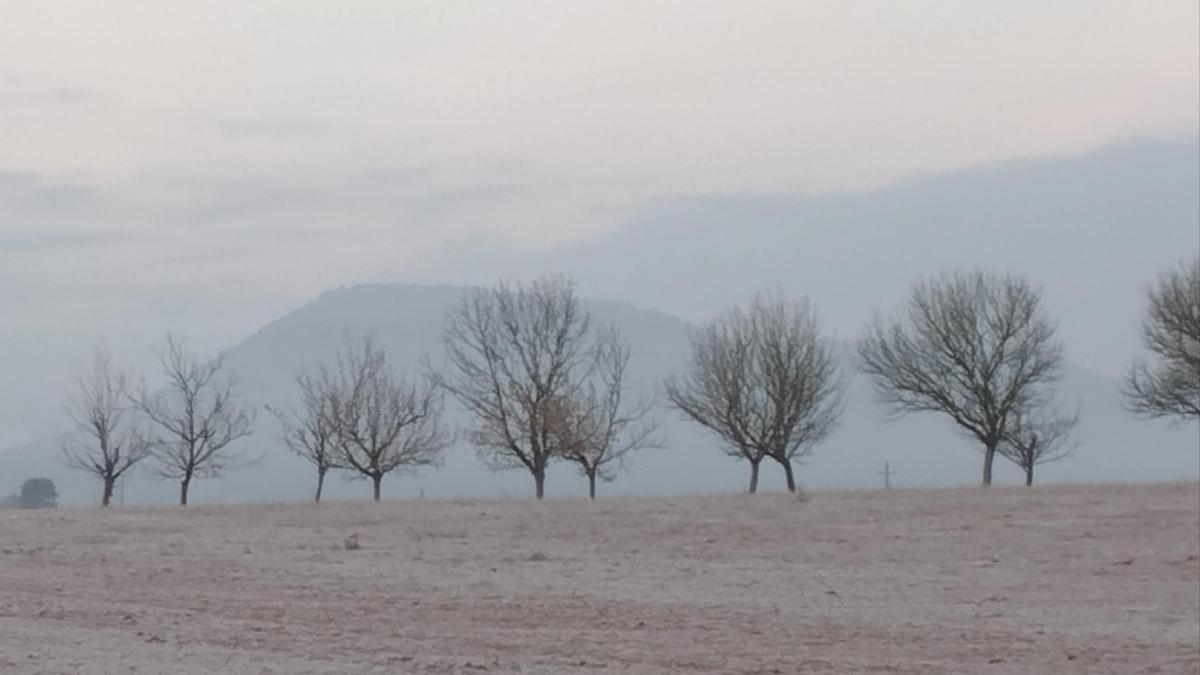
[1,3,1197,674]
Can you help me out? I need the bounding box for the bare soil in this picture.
[1,482,1197,674]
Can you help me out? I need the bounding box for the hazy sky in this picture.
[2,2,1199,408]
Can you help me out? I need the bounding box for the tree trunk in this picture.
[101,477,115,507]
[179,476,191,506]
[371,474,382,502]
[780,457,797,493]
[748,459,760,494]
[588,470,597,500]
[1025,464,1034,487]
[534,469,545,500]
[982,444,996,487]
[314,468,326,503]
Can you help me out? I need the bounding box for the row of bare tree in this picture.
[61,335,255,506]
[59,277,663,505]
[667,271,1080,491]
[268,337,451,503]
[673,257,1196,491]
[268,284,665,504]
[59,257,1198,505]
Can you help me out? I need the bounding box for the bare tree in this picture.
[998,404,1078,486]
[857,270,1064,486]
[59,349,151,506]
[545,328,662,499]
[268,366,342,502]
[1122,256,1200,423]
[665,292,845,494]
[751,293,846,492]
[328,337,449,502]
[435,274,597,499]
[666,303,764,492]
[135,334,256,506]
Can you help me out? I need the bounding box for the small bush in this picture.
[18,478,57,509]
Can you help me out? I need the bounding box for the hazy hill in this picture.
[2,283,1195,505]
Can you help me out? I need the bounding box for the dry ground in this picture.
[1,482,1197,674]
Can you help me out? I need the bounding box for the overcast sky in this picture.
[2,1,1199,409]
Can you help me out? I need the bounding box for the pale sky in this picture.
[2,1,1199,409]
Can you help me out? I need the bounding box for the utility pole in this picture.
[878,461,897,489]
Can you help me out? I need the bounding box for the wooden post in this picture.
[877,461,897,489]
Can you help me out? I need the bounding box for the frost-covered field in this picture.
[1,482,1197,674]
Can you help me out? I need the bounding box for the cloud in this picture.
[0,85,99,109]
[0,153,618,324]
[0,170,38,192]
[0,170,144,260]
[0,69,101,109]
[159,175,332,227]
[211,117,334,140]
[401,181,527,219]
[0,227,140,253]
[0,170,95,206]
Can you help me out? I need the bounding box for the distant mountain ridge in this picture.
[455,138,1200,378]
[2,282,1195,505]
